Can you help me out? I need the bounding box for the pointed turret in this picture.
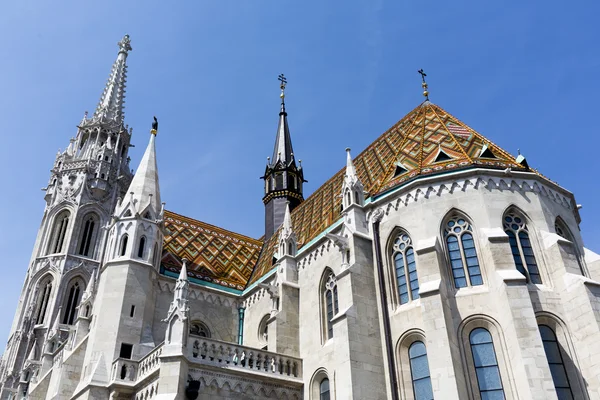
[91,34,132,125]
[262,74,306,239]
[278,202,297,257]
[342,148,365,209]
[115,126,161,217]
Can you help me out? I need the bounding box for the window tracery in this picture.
[444,215,482,288]
[190,321,210,338]
[392,231,419,304]
[322,272,339,340]
[503,212,541,284]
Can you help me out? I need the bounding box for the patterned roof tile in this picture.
[248,101,528,285]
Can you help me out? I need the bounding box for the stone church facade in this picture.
[0,35,599,400]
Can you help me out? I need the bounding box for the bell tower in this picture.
[261,74,306,239]
[0,35,135,399]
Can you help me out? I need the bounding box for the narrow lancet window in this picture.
[49,211,70,254]
[62,280,82,325]
[138,236,146,258]
[469,328,505,399]
[323,273,339,340]
[409,341,434,400]
[78,214,98,257]
[539,325,573,399]
[119,235,128,257]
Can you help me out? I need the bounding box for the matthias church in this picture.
[1,35,599,400]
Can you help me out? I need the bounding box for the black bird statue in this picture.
[152,116,158,132]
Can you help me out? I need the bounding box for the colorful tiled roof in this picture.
[248,101,527,285]
[161,210,263,291]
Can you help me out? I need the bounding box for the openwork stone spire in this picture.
[92,34,132,125]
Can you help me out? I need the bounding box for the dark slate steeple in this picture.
[261,74,306,239]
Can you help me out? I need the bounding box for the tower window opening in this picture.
[119,343,133,359]
[138,236,146,258]
[35,278,53,324]
[78,215,97,257]
[130,305,135,317]
[104,156,108,161]
[49,211,70,254]
[119,235,129,257]
[62,281,81,325]
[275,173,284,190]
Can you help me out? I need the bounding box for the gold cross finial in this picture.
[278,74,287,111]
[418,69,429,100]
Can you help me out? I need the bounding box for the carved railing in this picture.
[137,343,163,381]
[187,337,302,380]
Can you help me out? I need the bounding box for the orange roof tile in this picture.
[161,210,263,291]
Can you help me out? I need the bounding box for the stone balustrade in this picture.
[187,337,302,380]
[137,343,163,381]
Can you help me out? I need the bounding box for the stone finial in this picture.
[118,34,132,54]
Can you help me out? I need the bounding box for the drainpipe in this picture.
[372,216,399,400]
[237,306,245,345]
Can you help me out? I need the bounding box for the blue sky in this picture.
[0,0,598,346]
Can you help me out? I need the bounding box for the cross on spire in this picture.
[278,73,287,110]
[418,69,430,101]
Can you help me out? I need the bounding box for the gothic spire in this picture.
[92,34,132,125]
[117,120,161,216]
[262,75,306,239]
[272,74,295,165]
[344,147,358,184]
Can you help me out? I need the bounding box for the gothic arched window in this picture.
[62,279,83,325]
[469,328,505,399]
[392,231,419,305]
[503,212,541,284]
[408,341,434,400]
[35,276,54,325]
[444,215,482,288]
[322,272,339,341]
[77,214,99,258]
[119,234,128,257]
[48,211,70,254]
[319,378,330,400]
[258,314,270,350]
[539,325,573,399]
[190,321,211,338]
[555,218,586,276]
[137,236,146,259]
